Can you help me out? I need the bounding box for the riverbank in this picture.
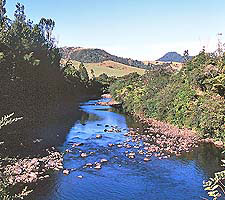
[138,112,225,149]
[100,94,224,152]
[109,53,225,146]
[0,149,64,199]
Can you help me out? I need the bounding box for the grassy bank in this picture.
[110,50,225,141]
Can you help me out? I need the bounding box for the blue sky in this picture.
[5,0,225,60]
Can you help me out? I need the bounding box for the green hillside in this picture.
[110,50,225,140]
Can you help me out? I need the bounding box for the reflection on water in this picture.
[0,99,83,157]
[29,98,224,200]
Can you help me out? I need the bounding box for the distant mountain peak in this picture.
[157,52,185,63]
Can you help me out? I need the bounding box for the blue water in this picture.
[30,98,223,200]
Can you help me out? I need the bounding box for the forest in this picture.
[0,0,105,123]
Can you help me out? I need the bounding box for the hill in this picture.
[157,52,185,63]
[61,59,145,77]
[60,47,147,69]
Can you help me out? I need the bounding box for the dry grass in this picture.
[61,59,145,77]
[143,60,183,71]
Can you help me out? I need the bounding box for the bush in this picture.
[110,51,225,140]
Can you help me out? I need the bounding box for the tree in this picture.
[90,69,95,79]
[98,73,108,81]
[79,62,89,83]
[183,50,189,63]
[14,3,26,22]
[0,0,6,25]
[39,18,55,43]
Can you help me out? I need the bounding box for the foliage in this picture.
[0,1,68,116]
[62,60,107,94]
[78,62,89,83]
[110,50,225,140]
[203,159,225,200]
[183,49,190,63]
[0,113,32,200]
[0,113,22,129]
[0,0,106,121]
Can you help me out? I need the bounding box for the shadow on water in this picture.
[26,98,224,200]
[0,98,86,157]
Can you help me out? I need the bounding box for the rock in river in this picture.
[63,169,70,175]
[94,163,102,169]
[96,134,102,139]
[127,152,135,159]
[80,153,88,158]
[72,142,84,147]
[100,159,108,163]
[144,157,151,162]
[86,163,93,167]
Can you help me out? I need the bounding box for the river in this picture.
[28,98,224,200]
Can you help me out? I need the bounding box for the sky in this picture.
[5,0,225,60]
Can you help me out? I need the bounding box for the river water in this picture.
[29,98,224,200]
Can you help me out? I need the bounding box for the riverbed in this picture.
[28,98,224,200]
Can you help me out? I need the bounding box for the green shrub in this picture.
[110,51,225,140]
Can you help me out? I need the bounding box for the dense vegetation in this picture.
[62,60,107,94]
[0,0,104,123]
[0,1,64,115]
[110,50,225,140]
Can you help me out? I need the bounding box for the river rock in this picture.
[124,144,132,149]
[94,163,102,169]
[101,94,112,98]
[214,141,224,148]
[80,153,88,158]
[72,142,84,147]
[65,149,72,153]
[86,163,93,167]
[3,150,63,186]
[138,150,144,155]
[63,169,70,175]
[96,134,102,139]
[128,152,135,159]
[144,157,151,162]
[100,159,108,163]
